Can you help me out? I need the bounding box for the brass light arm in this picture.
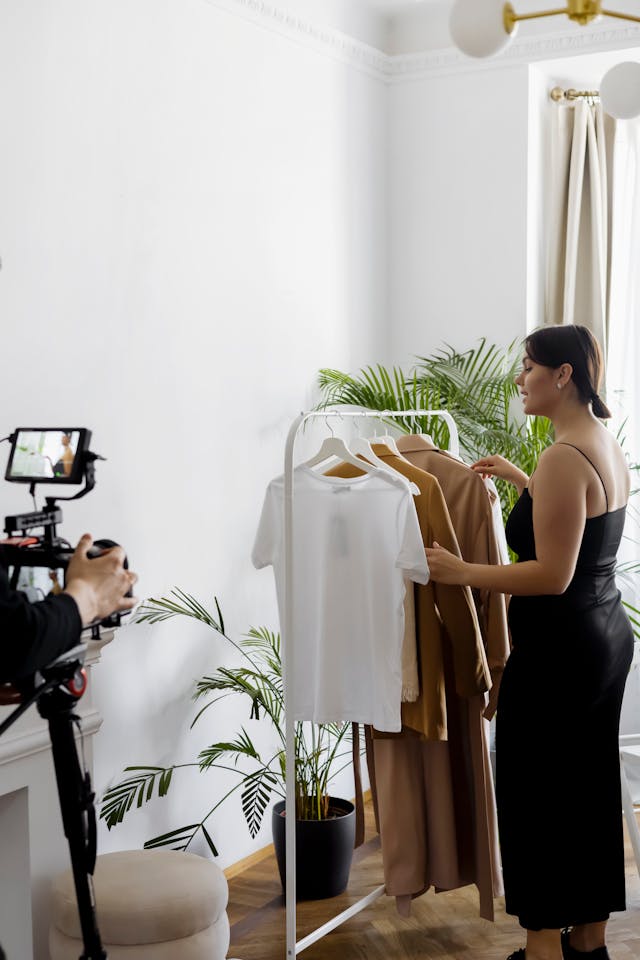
[600,8,640,21]
[504,4,570,32]
[502,0,639,32]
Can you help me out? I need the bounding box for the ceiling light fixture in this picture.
[450,0,640,58]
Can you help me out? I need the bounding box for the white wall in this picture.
[0,0,387,874]
[387,64,531,365]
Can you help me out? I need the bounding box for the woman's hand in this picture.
[471,454,528,493]
[425,542,470,585]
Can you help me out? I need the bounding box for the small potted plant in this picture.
[101,590,359,899]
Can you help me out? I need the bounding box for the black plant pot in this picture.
[271,797,356,900]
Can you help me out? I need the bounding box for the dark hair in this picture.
[524,324,612,419]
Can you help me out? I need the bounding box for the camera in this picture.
[1,427,129,632]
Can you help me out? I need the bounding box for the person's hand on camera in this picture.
[471,455,529,492]
[64,534,138,626]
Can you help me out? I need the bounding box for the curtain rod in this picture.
[550,86,600,103]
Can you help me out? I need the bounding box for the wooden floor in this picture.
[227,803,640,960]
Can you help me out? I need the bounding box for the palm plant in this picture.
[318,337,640,635]
[318,338,554,522]
[100,591,357,854]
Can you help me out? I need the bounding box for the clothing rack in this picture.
[282,407,460,958]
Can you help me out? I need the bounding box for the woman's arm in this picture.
[471,455,529,496]
[427,445,586,596]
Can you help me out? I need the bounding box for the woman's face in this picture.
[514,354,561,416]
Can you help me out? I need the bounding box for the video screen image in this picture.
[8,430,81,480]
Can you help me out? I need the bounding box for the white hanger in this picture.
[348,421,418,493]
[304,419,420,494]
[350,419,397,471]
[374,423,414,465]
[304,419,380,474]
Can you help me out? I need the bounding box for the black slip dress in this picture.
[497,443,634,931]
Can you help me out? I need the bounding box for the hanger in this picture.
[304,418,380,474]
[355,421,419,493]
[374,423,414,465]
[349,418,398,472]
[304,418,420,494]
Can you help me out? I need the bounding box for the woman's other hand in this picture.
[425,542,469,585]
[471,455,528,493]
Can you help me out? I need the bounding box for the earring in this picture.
[557,383,563,390]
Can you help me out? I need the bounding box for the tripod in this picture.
[0,651,107,960]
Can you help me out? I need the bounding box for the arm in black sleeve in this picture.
[0,556,82,683]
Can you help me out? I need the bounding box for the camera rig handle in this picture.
[45,450,106,507]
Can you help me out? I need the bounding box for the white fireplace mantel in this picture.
[0,633,113,960]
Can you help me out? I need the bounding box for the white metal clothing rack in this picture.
[282,407,459,958]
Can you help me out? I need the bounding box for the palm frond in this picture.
[143,823,206,853]
[135,589,224,633]
[100,765,177,830]
[199,728,261,771]
[241,768,279,838]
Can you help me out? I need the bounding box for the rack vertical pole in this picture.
[283,412,306,958]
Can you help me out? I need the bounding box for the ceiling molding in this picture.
[389,22,640,82]
[204,0,640,81]
[202,0,391,79]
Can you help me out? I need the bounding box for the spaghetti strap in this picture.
[555,442,609,511]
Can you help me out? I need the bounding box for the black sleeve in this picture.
[0,553,83,682]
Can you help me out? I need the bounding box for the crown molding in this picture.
[202,0,391,80]
[204,0,640,82]
[389,22,640,82]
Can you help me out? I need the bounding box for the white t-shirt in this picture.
[252,465,429,732]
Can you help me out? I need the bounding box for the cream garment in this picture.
[486,477,510,564]
[252,465,429,732]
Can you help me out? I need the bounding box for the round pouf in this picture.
[49,849,230,960]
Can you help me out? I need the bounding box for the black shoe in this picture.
[561,929,610,959]
[506,951,526,960]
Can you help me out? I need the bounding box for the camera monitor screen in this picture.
[5,429,91,484]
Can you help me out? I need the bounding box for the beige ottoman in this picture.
[49,849,230,959]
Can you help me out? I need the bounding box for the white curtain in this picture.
[608,119,640,467]
[545,100,614,361]
[607,118,640,748]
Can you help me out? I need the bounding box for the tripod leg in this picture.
[46,702,107,960]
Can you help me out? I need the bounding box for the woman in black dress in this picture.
[426,325,633,960]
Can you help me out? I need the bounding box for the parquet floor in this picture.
[227,802,640,959]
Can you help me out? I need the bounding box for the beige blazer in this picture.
[396,435,511,719]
